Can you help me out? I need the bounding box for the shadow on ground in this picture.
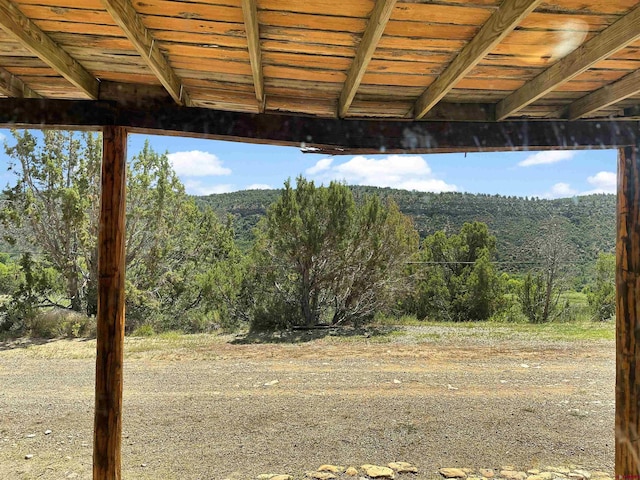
[230,325,400,344]
[0,336,93,351]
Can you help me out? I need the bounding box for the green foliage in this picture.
[0,253,63,334]
[197,187,615,274]
[27,308,96,338]
[403,221,504,322]
[586,252,615,321]
[249,177,419,329]
[0,257,21,295]
[1,133,245,337]
[132,324,156,337]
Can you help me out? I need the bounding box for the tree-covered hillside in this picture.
[196,188,615,273]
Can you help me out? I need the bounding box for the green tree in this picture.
[519,218,573,323]
[586,252,615,321]
[404,221,503,321]
[1,131,243,334]
[1,130,101,313]
[252,176,418,329]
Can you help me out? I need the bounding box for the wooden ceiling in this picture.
[0,0,639,122]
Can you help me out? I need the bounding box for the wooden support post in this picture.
[94,125,127,480]
[617,143,640,479]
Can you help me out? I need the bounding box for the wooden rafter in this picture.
[0,65,41,98]
[496,4,640,121]
[413,0,542,120]
[240,0,265,111]
[338,0,397,118]
[569,70,640,120]
[0,0,98,99]
[101,0,191,106]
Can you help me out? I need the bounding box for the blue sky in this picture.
[0,129,617,199]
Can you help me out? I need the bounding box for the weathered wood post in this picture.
[617,142,640,479]
[94,126,127,480]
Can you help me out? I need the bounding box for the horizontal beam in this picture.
[0,0,99,99]
[496,3,640,120]
[414,0,541,119]
[339,0,397,118]
[0,98,638,154]
[101,0,190,106]
[569,70,640,120]
[240,0,265,111]
[0,65,41,98]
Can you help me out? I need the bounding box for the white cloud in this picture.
[305,158,333,175]
[518,151,575,167]
[0,132,5,142]
[184,180,234,196]
[541,182,578,199]
[166,150,231,177]
[246,183,272,190]
[307,154,457,193]
[582,171,616,195]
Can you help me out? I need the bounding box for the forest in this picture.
[0,130,616,339]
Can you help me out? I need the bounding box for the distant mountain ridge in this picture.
[195,187,615,273]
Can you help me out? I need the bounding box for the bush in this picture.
[131,324,155,337]
[28,308,96,338]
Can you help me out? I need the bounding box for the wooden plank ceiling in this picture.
[0,0,639,122]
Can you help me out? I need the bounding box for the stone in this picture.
[306,473,336,480]
[479,469,495,478]
[361,465,395,479]
[500,470,527,480]
[546,468,570,475]
[319,465,344,473]
[528,470,541,475]
[345,467,358,476]
[388,462,418,473]
[25,454,33,460]
[440,468,467,478]
[463,469,475,474]
[26,434,36,438]
[44,430,52,435]
[535,473,554,480]
[573,471,591,480]
[590,473,610,479]
[270,476,293,480]
[258,475,292,480]
[528,474,554,480]
[568,474,585,480]
[264,380,279,386]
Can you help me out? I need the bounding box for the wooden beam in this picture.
[240,0,265,111]
[569,70,640,120]
[616,143,640,479]
[101,0,191,106]
[0,0,99,98]
[1,98,639,154]
[497,4,640,121]
[338,0,397,118]
[413,0,541,119]
[94,125,127,480]
[0,65,41,98]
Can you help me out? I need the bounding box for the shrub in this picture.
[131,324,155,337]
[28,308,95,338]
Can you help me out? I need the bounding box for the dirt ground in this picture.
[0,326,615,479]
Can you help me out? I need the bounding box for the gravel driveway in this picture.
[0,326,615,479]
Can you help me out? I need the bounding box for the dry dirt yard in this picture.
[0,324,615,479]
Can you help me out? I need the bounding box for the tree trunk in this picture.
[616,144,640,478]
